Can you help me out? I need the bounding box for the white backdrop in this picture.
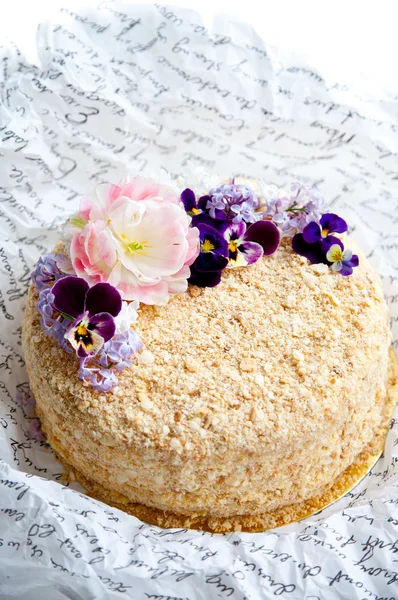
[0,2,398,598]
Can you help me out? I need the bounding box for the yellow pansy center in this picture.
[201,239,215,252]
[321,227,329,238]
[328,246,343,262]
[228,240,239,253]
[77,324,88,336]
[192,207,201,215]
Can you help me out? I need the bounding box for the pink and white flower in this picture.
[67,177,200,305]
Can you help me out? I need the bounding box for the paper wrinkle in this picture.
[0,2,398,598]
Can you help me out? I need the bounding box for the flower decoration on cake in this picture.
[263,182,325,236]
[204,180,260,223]
[182,178,260,226]
[188,223,229,288]
[79,328,143,392]
[181,181,280,287]
[326,244,359,276]
[51,276,122,357]
[224,220,281,267]
[181,188,207,221]
[30,174,359,393]
[32,253,143,392]
[31,253,66,291]
[300,213,348,252]
[67,177,200,306]
[34,256,73,353]
[291,213,358,275]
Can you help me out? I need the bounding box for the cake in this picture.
[22,174,394,532]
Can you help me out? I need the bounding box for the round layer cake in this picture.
[23,238,391,531]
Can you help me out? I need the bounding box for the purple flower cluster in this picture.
[292,213,359,276]
[15,389,46,442]
[181,180,260,228]
[37,287,72,353]
[264,183,325,237]
[181,187,281,288]
[31,253,66,291]
[31,254,143,393]
[79,329,143,392]
[26,418,47,442]
[32,253,72,351]
[205,180,260,223]
[15,390,36,408]
[37,287,55,327]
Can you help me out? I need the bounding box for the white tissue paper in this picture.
[0,3,397,598]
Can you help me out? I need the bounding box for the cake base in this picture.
[53,347,398,533]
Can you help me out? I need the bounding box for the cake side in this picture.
[23,238,391,519]
[33,347,397,532]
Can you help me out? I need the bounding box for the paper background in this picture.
[0,2,398,598]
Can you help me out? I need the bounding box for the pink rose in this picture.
[68,177,200,305]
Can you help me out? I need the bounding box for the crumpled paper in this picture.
[0,2,398,598]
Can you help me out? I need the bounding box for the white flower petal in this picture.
[114,300,140,333]
[332,261,343,272]
[342,248,353,261]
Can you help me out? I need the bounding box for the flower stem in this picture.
[287,201,309,215]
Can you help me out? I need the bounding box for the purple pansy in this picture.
[52,276,122,358]
[303,213,348,252]
[224,220,280,268]
[188,223,229,287]
[181,188,224,229]
[33,254,73,352]
[189,267,225,288]
[181,188,204,216]
[243,221,281,256]
[194,224,229,272]
[326,244,359,276]
[292,234,331,265]
[292,212,347,266]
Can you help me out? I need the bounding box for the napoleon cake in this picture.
[22,175,393,532]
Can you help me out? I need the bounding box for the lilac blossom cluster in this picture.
[206,180,260,224]
[78,329,144,392]
[31,253,66,291]
[33,254,72,352]
[36,287,72,353]
[264,183,325,237]
[15,389,46,442]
